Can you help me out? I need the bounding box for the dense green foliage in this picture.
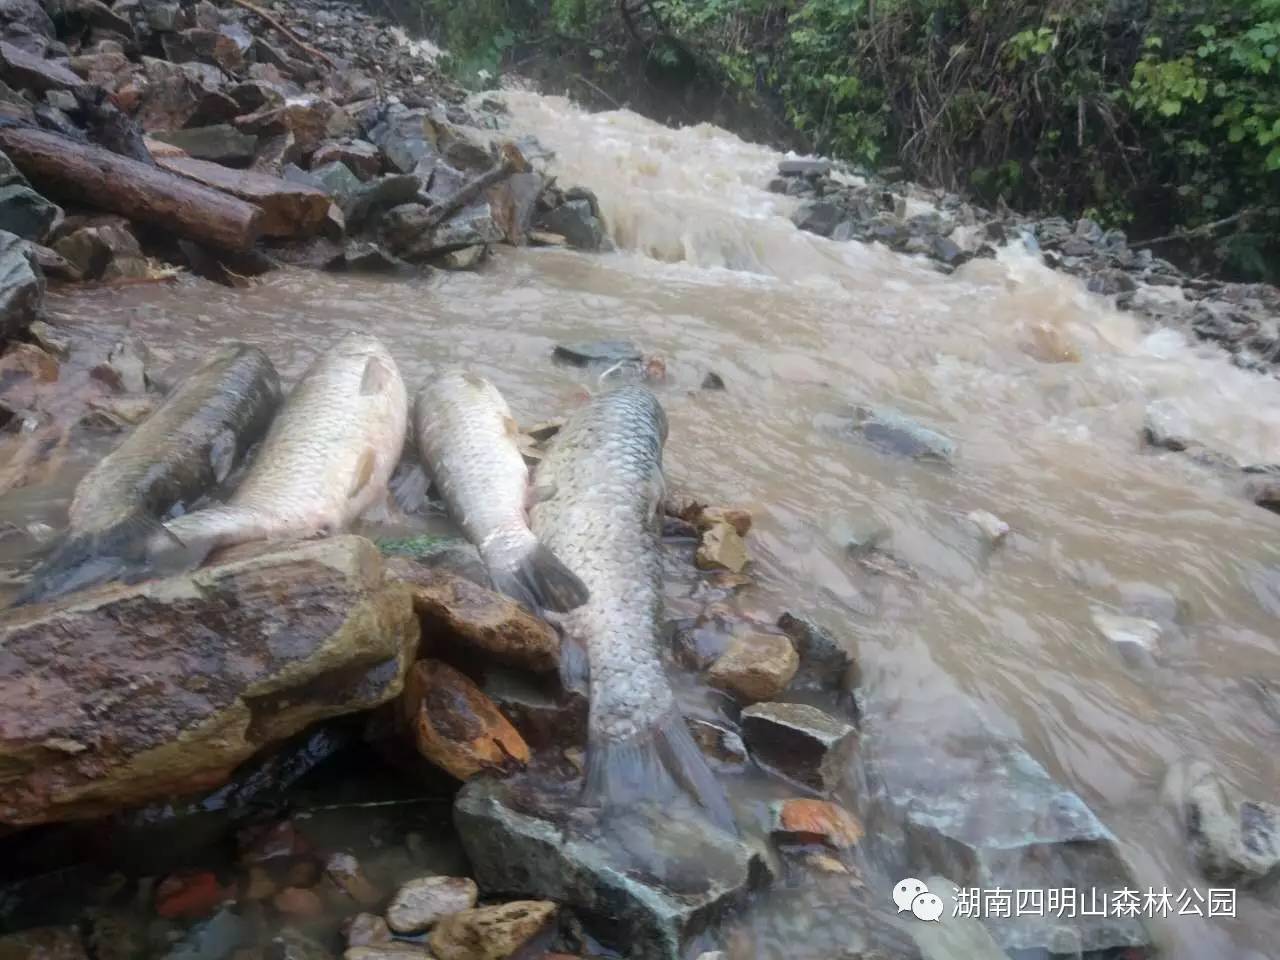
[413,0,1280,278]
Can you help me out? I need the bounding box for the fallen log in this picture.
[157,155,331,239]
[0,124,262,251]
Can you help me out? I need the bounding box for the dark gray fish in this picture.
[413,369,588,613]
[15,343,281,605]
[530,385,736,832]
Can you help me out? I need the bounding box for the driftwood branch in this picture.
[0,123,262,251]
[420,155,519,228]
[1137,209,1258,248]
[225,0,338,70]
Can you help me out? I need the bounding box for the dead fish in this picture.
[413,369,588,612]
[163,333,407,556]
[530,385,736,832]
[14,343,281,605]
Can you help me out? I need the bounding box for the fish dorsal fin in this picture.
[360,356,393,396]
[209,428,237,484]
[348,448,376,499]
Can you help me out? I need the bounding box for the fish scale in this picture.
[531,385,736,832]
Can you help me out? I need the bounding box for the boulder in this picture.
[311,140,381,181]
[67,49,132,89]
[455,776,770,960]
[0,0,55,56]
[151,124,258,165]
[398,659,530,781]
[386,876,478,934]
[848,404,955,462]
[157,155,331,238]
[135,58,224,132]
[236,99,353,156]
[428,201,503,254]
[775,612,857,694]
[791,200,842,237]
[536,198,604,251]
[367,106,441,175]
[161,28,244,74]
[439,245,486,271]
[53,218,148,280]
[392,565,560,672]
[883,729,1150,955]
[1167,760,1280,885]
[341,174,421,231]
[0,228,44,341]
[428,902,556,960]
[481,667,584,750]
[0,40,84,92]
[740,702,857,792]
[695,521,748,573]
[486,171,544,245]
[0,536,418,825]
[778,159,832,178]
[0,181,60,242]
[706,632,798,703]
[45,0,135,40]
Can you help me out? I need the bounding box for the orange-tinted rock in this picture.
[0,342,58,382]
[428,901,557,960]
[273,886,325,920]
[400,660,529,781]
[706,632,798,703]
[387,563,559,673]
[0,536,417,825]
[155,872,232,919]
[770,798,864,850]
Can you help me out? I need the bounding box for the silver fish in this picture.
[15,343,281,605]
[164,333,407,554]
[530,385,735,831]
[413,369,588,612]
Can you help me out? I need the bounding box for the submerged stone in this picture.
[454,776,769,960]
[740,702,857,792]
[1167,759,1280,886]
[386,876,478,934]
[428,901,557,960]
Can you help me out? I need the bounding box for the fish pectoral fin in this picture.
[348,448,377,499]
[208,428,238,484]
[360,356,394,396]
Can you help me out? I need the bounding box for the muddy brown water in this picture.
[4,92,1280,958]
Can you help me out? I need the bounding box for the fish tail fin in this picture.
[488,538,590,613]
[12,513,192,607]
[584,707,738,835]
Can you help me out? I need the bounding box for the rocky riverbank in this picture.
[0,0,608,353]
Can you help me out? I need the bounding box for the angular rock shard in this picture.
[455,776,770,960]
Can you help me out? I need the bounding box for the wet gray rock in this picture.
[0,229,44,341]
[307,160,362,207]
[430,201,503,253]
[342,174,422,231]
[538,198,605,251]
[386,876,478,934]
[325,240,406,273]
[438,245,486,271]
[778,159,832,178]
[847,404,954,462]
[890,734,1150,956]
[740,702,857,792]
[0,181,61,243]
[53,218,147,281]
[1167,760,1280,886]
[776,612,858,694]
[0,0,56,55]
[312,140,381,181]
[152,124,258,165]
[553,339,642,367]
[1087,268,1137,296]
[368,106,440,175]
[455,776,769,960]
[791,200,842,237]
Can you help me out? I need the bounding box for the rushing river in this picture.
[5,91,1280,959]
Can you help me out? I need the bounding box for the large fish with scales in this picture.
[162,333,407,555]
[413,369,588,613]
[529,385,736,832]
[14,343,281,605]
